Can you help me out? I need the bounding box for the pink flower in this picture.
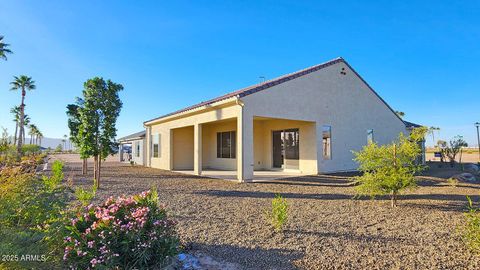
[87,241,94,248]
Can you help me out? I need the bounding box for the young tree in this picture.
[440,136,468,167]
[353,127,427,207]
[77,77,123,188]
[67,99,87,174]
[0,35,12,61]
[10,75,36,158]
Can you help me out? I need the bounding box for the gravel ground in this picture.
[53,154,480,270]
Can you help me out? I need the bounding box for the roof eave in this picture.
[144,96,239,126]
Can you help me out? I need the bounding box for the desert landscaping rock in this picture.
[54,154,480,269]
[453,173,478,183]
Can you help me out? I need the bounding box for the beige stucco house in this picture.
[141,57,415,182]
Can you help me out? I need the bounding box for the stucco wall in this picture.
[202,120,237,170]
[132,139,145,165]
[172,126,194,170]
[147,104,240,170]
[253,118,317,173]
[241,61,406,173]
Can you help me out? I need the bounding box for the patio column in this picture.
[119,144,124,162]
[194,124,202,175]
[237,113,254,182]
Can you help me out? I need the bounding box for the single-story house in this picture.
[118,131,146,165]
[126,57,421,182]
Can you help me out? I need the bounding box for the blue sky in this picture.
[0,0,479,146]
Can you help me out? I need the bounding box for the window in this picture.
[322,125,331,160]
[367,129,374,144]
[152,134,159,158]
[217,131,236,159]
[136,142,140,157]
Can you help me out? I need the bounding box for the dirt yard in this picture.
[52,154,480,270]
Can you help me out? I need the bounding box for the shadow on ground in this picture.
[188,243,303,270]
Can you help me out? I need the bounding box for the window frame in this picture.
[136,142,140,157]
[322,125,332,160]
[152,134,160,158]
[216,131,236,159]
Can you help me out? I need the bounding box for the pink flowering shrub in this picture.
[63,189,179,269]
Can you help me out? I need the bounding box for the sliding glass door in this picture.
[272,129,299,170]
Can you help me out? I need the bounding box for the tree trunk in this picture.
[391,191,397,207]
[16,91,25,159]
[13,123,18,145]
[93,155,98,186]
[82,158,87,175]
[97,156,101,189]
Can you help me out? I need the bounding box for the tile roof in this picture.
[144,57,407,127]
[403,121,423,128]
[144,57,344,124]
[118,130,146,142]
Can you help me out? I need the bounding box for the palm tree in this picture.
[37,131,43,147]
[28,124,39,145]
[0,36,12,61]
[10,75,36,157]
[10,106,20,145]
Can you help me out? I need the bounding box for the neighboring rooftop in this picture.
[118,131,146,142]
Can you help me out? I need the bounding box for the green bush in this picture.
[63,189,179,269]
[43,160,64,190]
[74,185,97,206]
[267,193,288,232]
[0,163,69,269]
[464,196,480,253]
[353,127,427,207]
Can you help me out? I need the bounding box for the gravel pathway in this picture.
[53,154,480,269]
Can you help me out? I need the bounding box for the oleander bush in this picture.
[63,189,179,269]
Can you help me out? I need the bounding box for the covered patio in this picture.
[169,116,318,182]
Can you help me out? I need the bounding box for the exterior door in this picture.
[272,131,283,168]
[272,129,299,169]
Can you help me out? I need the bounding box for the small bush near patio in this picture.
[353,127,427,207]
[267,193,288,232]
[463,196,480,253]
[63,189,179,269]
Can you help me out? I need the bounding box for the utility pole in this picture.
[475,122,480,162]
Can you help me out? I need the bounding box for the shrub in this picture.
[447,177,459,187]
[463,196,480,253]
[353,127,427,207]
[0,162,69,269]
[43,160,64,190]
[63,189,179,269]
[74,185,97,206]
[266,193,288,232]
[22,144,41,155]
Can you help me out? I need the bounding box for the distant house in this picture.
[118,131,146,165]
[135,57,421,182]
